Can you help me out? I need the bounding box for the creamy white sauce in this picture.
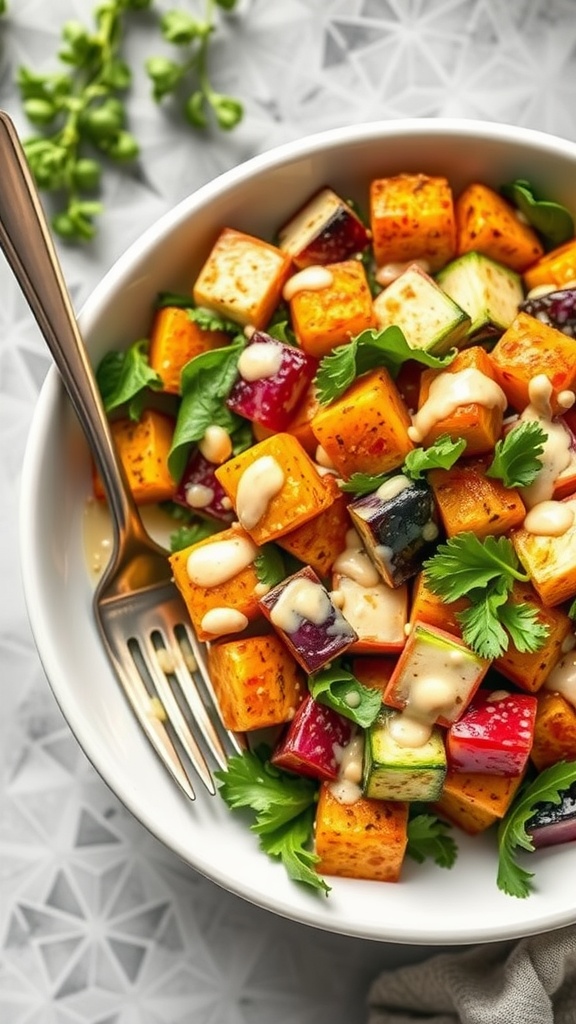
[335,574,407,646]
[375,473,413,503]
[237,342,283,382]
[519,375,573,510]
[184,483,214,509]
[200,607,249,636]
[270,577,332,633]
[282,265,334,302]
[82,499,176,583]
[332,528,381,588]
[408,368,507,444]
[375,258,430,288]
[523,500,575,537]
[314,444,336,470]
[544,653,576,710]
[388,712,434,748]
[236,455,285,530]
[199,424,233,464]
[329,734,364,804]
[186,535,257,587]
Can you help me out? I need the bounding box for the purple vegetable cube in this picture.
[527,780,576,848]
[271,694,353,781]
[227,331,317,431]
[259,565,357,673]
[174,449,234,523]
[520,287,576,338]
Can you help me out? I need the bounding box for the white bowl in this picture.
[21,118,576,945]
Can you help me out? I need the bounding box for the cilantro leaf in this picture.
[501,179,574,246]
[215,747,329,894]
[168,337,245,480]
[498,602,550,654]
[406,813,458,868]
[568,598,576,621]
[254,543,287,588]
[309,663,382,729]
[156,292,241,334]
[259,808,330,894]
[456,586,510,659]
[169,518,220,553]
[423,532,528,604]
[314,326,456,405]
[403,435,466,480]
[96,338,163,421]
[338,470,391,495]
[486,421,546,488]
[497,761,576,898]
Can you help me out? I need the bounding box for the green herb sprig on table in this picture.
[17,0,243,242]
[145,2,243,131]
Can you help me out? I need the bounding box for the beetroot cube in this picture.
[226,331,317,432]
[271,694,353,781]
[259,565,357,674]
[446,688,537,776]
[174,449,234,523]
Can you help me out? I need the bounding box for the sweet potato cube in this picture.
[428,458,526,539]
[271,694,353,781]
[370,173,456,271]
[214,433,333,544]
[414,345,506,455]
[92,409,175,505]
[524,238,576,291]
[513,498,576,606]
[314,783,408,882]
[192,227,292,329]
[281,380,321,455]
[409,573,465,636]
[446,688,537,776]
[351,656,397,695]
[148,306,229,394]
[531,690,576,771]
[456,182,544,272]
[288,258,377,358]
[494,582,572,693]
[169,527,260,641]
[277,187,369,269]
[207,633,305,732]
[384,621,490,728]
[433,770,525,835]
[332,573,408,654]
[310,367,414,479]
[276,477,350,576]
[259,565,357,674]
[489,312,576,414]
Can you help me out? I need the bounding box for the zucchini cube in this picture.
[373,263,470,355]
[383,622,490,727]
[363,707,447,802]
[513,499,576,606]
[436,252,523,340]
[259,565,357,674]
[348,475,438,587]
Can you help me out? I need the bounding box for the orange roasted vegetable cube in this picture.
[332,573,408,655]
[214,433,334,545]
[314,784,408,881]
[148,306,229,394]
[92,409,175,505]
[428,458,526,539]
[276,477,350,576]
[513,497,576,606]
[494,582,572,693]
[288,259,377,358]
[531,690,576,771]
[524,237,576,291]
[310,367,414,479]
[350,655,396,695]
[408,572,465,636]
[433,770,525,835]
[456,182,544,272]
[415,346,506,455]
[169,527,261,642]
[370,173,456,271]
[489,312,576,414]
[207,633,305,732]
[192,227,292,329]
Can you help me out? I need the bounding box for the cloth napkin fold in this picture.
[368,924,576,1024]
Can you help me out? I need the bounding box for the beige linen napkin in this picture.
[368,925,576,1024]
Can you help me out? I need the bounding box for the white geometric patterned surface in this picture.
[2,1,576,1020]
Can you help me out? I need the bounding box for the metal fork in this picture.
[0,110,242,800]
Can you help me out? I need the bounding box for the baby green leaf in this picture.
[501,179,574,246]
[169,518,220,553]
[309,664,382,729]
[486,420,546,488]
[96,338,163,420]
[254,544,287,588]
[338,471,391,495]
[403,435,466,480]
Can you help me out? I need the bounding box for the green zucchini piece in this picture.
[363,707,447,802]
[373,263,471,355]
[436,252,523,340]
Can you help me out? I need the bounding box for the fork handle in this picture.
[0,110,138,538]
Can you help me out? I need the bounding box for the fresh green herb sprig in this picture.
[423,533,549,659]
[309,663,382,729]
[406,813,458,869]
[145,2,243,131]
[216,746,330,894]
[339,434,466,495]
[497,761,576,898]
[486,420,546,489]
[314,326,456,406]
[18,0,149,241]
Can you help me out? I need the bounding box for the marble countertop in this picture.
[2,1,576,1021]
